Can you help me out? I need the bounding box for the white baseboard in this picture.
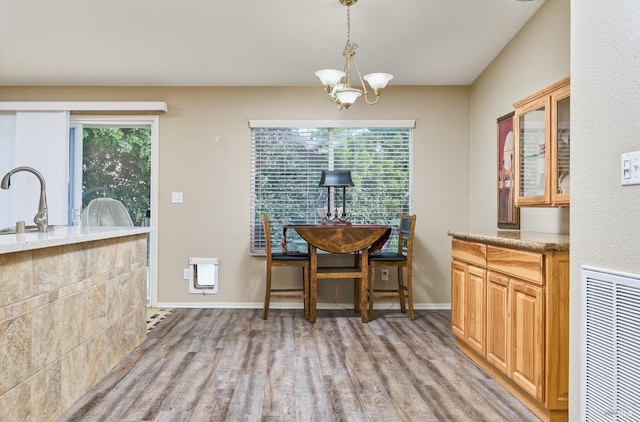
[155,301,451,310]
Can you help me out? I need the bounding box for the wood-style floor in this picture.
[58,309,539,421]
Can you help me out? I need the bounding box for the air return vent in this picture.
[582,266,640,420]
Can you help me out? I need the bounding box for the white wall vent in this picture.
[582,266,640,420]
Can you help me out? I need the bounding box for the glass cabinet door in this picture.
[552,87,570,205]
[517,101,549,204]
[514,77,570,207]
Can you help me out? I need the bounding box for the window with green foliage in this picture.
[82,127,151,225]
[250,121,413,254]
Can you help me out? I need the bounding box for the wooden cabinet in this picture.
[510,279,544,400]
[450,237,569,422]
[486,272,509,375]
[451,240,487,357]
[514,77,570,207]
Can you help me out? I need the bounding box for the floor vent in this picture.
[582,266,640,420]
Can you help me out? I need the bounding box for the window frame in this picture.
[249,120,415,255]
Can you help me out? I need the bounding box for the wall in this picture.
[570,2,640,419]
[0,234,147,421]
[0,111,70,229]
[0,85,471,308]
[469,0,570,233]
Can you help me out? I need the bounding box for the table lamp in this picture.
[319,170,354,222]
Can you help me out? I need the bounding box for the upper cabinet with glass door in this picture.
[514,77,570,207]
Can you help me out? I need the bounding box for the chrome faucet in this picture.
[1,167,49,232]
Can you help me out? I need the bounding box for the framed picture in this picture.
[497,112,520,229]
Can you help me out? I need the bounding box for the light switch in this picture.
[171,192,184,203]
[621,152,640,186]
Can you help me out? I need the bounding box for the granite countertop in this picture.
[0,225,151,254]
[447,230,569,252]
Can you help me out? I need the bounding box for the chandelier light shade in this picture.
[315,0,393,110]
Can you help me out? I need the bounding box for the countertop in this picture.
[0,225,151,255]
[447,230,569,252]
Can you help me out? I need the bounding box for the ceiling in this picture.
[0,0,544,87]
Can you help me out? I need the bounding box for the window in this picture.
[250,120,414,254]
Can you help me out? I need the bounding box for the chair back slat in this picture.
[400,218,412,234]
[397,214,416,258]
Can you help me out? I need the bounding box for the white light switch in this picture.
[621,152,640,186]
[171,192,184,203]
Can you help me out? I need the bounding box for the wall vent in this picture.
[582,266,640,420]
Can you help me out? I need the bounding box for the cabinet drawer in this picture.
[452,239,486,267]
[487,246,543,285]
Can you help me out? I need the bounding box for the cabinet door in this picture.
[551,84,570,205]
[487,272,510,375]
[465,265,486,356]
[510,280,544,400]
[515,96,551,206]
[451,260,466,339]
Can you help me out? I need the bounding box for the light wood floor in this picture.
[58,309,539,421]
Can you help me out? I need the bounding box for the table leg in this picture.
[360,247,370,323]
[310,246,318,323]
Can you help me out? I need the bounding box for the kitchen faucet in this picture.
[1,166,49,232]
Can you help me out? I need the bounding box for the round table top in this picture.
[291,225,391,253]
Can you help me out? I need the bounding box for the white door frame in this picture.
[69,115,160,306]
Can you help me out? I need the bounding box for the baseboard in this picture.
[155,301,451,310]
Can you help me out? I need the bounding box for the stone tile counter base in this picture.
[0,234,147,422]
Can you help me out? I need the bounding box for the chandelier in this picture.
[315,0,393,110]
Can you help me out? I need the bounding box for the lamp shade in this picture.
[315,69,346,87]
[363,73,394,90]
[335,89,362,106]
[319,170,354,187]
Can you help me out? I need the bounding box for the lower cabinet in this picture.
[510,279,544,401]
[486,272,509,375]
[450,238,569,422]
[451,259,486,356]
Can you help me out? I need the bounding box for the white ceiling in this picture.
[0,0,544,87]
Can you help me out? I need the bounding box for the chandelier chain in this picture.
[343,6,358,59]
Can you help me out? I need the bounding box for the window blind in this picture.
[250,123,413,254]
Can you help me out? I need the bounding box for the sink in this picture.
[0,225,66,235]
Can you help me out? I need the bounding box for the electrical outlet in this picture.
[381,269,389,281]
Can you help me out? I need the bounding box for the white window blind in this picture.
[250,121,413,254]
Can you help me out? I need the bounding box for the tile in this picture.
[60,342,88,410]
[60,292,87,355]
[0,250,33,308]
[0,380,30,421]
[31,301,62,371]
[85,333,109,394]
[62,242,88,285]
[0,313,32,395]
[33,247,65,294]
[85,283,108,336]
[30,361,62,422]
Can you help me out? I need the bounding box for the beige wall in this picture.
[570,2,640,420]
[469,0,570,233]
[0,85,470,308]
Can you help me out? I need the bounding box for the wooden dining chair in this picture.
[262,214,309,320]
[368,214,417,320]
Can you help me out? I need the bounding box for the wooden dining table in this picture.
[283,224,391,323]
